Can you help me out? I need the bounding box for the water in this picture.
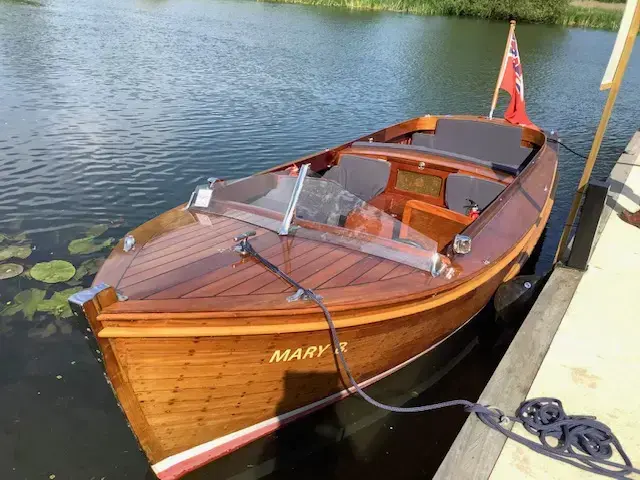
[0,0,638,478]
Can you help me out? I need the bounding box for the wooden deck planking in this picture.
[219,240,320,296]
[144,236,310,300]
[319,256,382,288]
[119,225,258,288]
[381,264,416,280]
[261,247,355,294]
[140,216,235,253]
[131,218,244,265]
[350,259,399,285]
[121,232,281,300]
[239,243,338,295]
[126,224,247,277]
[182,242,332,298]
[298,251,368,289]
[141,223,209,250]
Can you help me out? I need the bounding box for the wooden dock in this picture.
[435,131,640,480]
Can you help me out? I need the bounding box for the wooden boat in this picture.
[69,115,557,479]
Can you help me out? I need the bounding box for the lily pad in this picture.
[72,258,105,282]
[68,236,114,255]
[11,232,28,242]
[0,232,28,244]
[37,287,83,319]
[0,263,24,280]
[30,260,76,283]
[86,224,109,237]
[1,288,47,320]
[0,245,32,261]
[28,322,58,339]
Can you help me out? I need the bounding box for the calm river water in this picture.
[1,0,638,479]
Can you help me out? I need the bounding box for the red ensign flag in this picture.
[498,32,537,128]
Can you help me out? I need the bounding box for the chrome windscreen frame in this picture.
[278,164,309,235]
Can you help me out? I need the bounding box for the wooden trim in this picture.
[257,115,545,176]
[402,199,473,227]
[388,164,448,206]
[80,287,166,461]
[345,146,514,185]
[96,195,552,338]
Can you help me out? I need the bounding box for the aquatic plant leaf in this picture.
[37,287,83,320]
[86,224,109,237]
[30,260,76,283]
[28,322,57,339]
[1,288,47,320]
[68,236,114,255]
[72,258,105,281]
[55,318,72,334]
[0,245,32,261]
[0,263,24,280]
[11,232,28,242]
[0,232,28,244]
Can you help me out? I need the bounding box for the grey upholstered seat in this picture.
[323,154,391,202]
[410,119,536,174]
[445,173,506,215]
[412,132,435,148]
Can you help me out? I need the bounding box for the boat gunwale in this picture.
[96,188,553,337]
[95,115,553,323]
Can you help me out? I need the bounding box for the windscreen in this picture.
[188,171,441,274]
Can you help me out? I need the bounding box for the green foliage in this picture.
[0,263,24,280]
[71,258,105,282]
[0,232,28,244]
[36,287,83,319]
[1,286,83,321]
[443,0,570,23]
[86,224,109,237]
[1,289,47,320]
[68,236,114,255]
[261,0,622,29]
[30,260,76,283]
[561,5,623,30]
[0,244,32,261]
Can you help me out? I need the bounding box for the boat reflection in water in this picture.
[70,115,557,479]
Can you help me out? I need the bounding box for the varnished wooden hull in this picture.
[129,258,514,479]
[71,116,557,479]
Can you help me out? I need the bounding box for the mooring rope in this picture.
[239,238,640,479]
[548,137,589,159]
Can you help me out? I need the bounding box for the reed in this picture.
[560,5,623,30]
[261,0,624,30]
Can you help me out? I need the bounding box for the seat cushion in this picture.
[445,173,506,215]
[323,154,391,202]
[432,119,534,174]
[411,132,435,148]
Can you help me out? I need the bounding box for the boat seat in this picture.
[412,132,436,148]
[445,173,506,215]
[323,154,391,202]
[410,119,536,174]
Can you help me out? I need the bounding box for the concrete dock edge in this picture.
[433,266,582,480]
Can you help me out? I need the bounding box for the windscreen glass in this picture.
[188,171,440,273]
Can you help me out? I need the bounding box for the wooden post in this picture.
[555,2,640,262]
[489,20,516,120]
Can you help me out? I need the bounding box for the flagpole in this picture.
[489,20,516,120]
